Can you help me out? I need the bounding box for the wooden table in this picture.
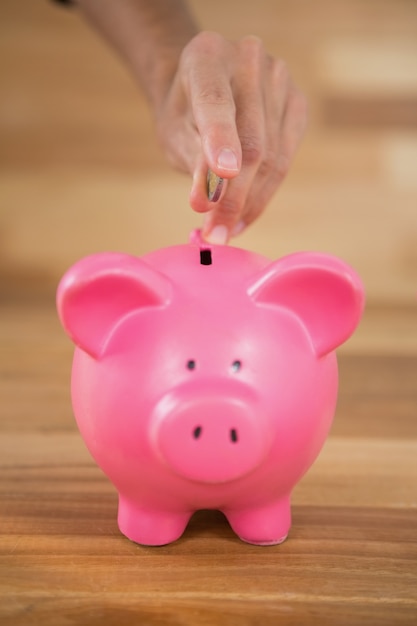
[1,295,416,625]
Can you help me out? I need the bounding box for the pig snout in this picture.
[152,381,269,483]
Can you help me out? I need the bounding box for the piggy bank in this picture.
[57,231,364,546]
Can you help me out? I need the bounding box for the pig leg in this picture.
[224,496,291,546]
[118,497,192,546]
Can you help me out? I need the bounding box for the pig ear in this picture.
[57,253,172,358]
[248,252,365,357]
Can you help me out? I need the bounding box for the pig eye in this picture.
[231,360,242,372]
[186,360,196,371]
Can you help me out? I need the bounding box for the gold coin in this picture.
[207,169,224,202]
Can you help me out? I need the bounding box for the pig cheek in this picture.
[266,351,338,475]
[249,318,338,469]
[71,348,156,468]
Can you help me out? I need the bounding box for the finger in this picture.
[233,73,307,233]
[182,32,242,178]
[281,84,309,160]
[202,166,256,241]
[189,154,228,213]
[203,36,269,240]
[233,58,291,229]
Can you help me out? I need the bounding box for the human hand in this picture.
[155,31,308,244]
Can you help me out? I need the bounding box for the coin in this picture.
[207,169,224,202]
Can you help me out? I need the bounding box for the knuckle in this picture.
[239,35,266,69]
[240,135,264,166]
[217,196,242,221]
[257,150,276,178]
[194,85,232,107]
[181,32,234,108]
[180,32,228,78]
[258,150,289,182]
[275,154,290,179]
[186,30,224,56]
[240,35,264,55]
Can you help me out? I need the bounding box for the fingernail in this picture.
[231,220,246,236]
[205,225,228,245]
[217,148,239,172]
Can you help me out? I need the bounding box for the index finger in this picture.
[183,32,242,177]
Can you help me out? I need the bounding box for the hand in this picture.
[155,31,308,244]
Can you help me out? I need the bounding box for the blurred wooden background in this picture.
[1,0,417,306]
[1,2,417,625]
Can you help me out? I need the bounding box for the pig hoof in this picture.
[118,499,191,546]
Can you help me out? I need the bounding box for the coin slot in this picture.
[200,249,212,265]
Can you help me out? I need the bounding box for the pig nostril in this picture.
[230,428,238,443]
[193,426,202,439]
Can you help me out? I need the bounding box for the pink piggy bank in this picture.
[57,231,364,546]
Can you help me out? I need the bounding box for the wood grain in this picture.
[1,298,417,626]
